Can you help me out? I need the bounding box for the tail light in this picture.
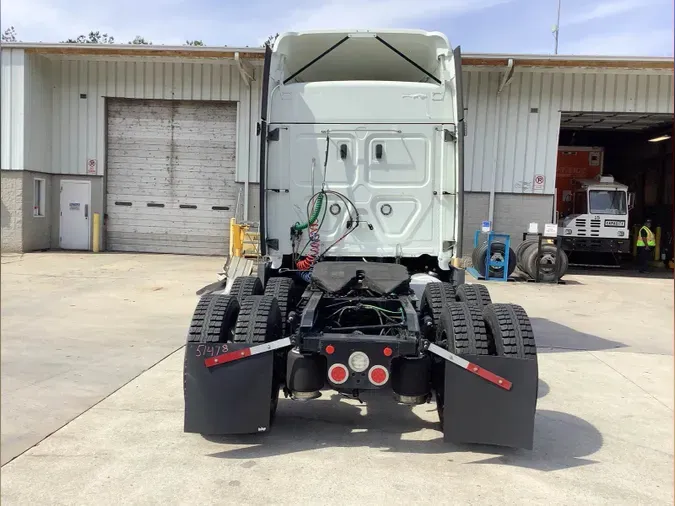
[368,365,389,386]
[328,363,349,385]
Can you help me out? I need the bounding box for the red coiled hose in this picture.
[297,221,320,271]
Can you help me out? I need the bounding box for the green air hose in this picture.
[293,193,325,231]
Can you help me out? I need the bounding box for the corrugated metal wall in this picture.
[25,54,53,173]
[463,69,675,194]
[1,49,25,170]
[12,55,263,182]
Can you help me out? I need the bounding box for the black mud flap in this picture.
[443,355,538,449]
[184,342,275,435]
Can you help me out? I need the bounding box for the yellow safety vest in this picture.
[637,226,656,247]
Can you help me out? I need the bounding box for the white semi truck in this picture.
[183,30,540,450]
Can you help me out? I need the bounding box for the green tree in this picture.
[63,31,115,44]
[129,36,151,45]
[185,40,204,46]
[2,26,17,42]
[265,33,278,47]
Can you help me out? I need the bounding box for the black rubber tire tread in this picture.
[187,294,240,343]
[516,239,538,270]
[420,282,457,327]
[229,276,264,299]
[482,303,537,359]
[264,277,295,326]
[455,283,492,308]
[233,295,283,344]
[439,302,490,355]
[523,243,568,282]
[472,242,517,278]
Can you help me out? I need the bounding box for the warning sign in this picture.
[87,159,97,175]
[533,174,545,192]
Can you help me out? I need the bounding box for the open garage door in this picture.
[106,99,237,255]
[557,111,673,267]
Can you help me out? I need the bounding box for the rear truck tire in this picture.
[419,282,457,338]
[229,276,264,299]
[523,242,568,282]
[234,295,284,425]
[482,303,537,358]
[455,283,492,308]
[187,294,240,344]
[433,302,489,426]
[263,277,296,329]
[472,242,517,278]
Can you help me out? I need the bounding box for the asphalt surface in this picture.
[1,254,673,504]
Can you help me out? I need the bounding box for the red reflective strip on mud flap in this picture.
[204,337,292,368]
[427,343,512,391]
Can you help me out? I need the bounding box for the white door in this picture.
[106,99,238,255]
[60,180,91,250]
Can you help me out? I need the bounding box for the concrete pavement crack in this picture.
[586,350,673,412]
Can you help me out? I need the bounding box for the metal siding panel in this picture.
[211,64,222,100]
[625,74,637,111]
[592,73,605,112]
[184,62,193,99]
[646,74,660,112]
[583,73,595,111]
[231,64,240,101]
[78,60,87,175]
[193,63,203,100]
[0,49,24,170]
[172,63,182,98]
[635,74,649,112]
[513,73,531,192]
[523,72,541,193]
[106,99,238,255]
[560,72,572,111]
[87,61,97,172]
[249,69,261,183]
[203,65,212,100]
[499,75,519,193]
[125,61,135,97]
[464,71,477,191]
[614,74,628,111]
[571,73,584,111]
[603,73,616,110]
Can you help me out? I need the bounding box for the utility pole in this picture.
[553,0,562,54]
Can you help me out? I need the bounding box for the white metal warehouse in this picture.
[1,42,673,256]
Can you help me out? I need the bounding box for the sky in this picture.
[1,0,673,56]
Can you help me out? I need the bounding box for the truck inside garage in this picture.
[556,111,674,268]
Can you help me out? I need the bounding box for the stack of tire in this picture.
[471,241,517,279]
[515,238,569,282]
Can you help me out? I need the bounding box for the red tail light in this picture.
[328,363,349,385]
[368,365,389,386]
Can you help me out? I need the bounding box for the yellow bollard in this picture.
[654,226,661,261]
[93,213,100,253]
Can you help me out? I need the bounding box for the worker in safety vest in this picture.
[637,218,656,273]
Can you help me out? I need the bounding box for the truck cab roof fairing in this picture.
[272,30,451,84]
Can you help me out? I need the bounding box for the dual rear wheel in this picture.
[187,275,296,430]
[420,282,536,424]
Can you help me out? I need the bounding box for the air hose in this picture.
[293,193,325,231]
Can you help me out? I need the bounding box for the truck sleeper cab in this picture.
[259,30,465,279]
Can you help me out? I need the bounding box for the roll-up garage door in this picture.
[106,99,237,255]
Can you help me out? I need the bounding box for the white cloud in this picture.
[563,0,659,26]
[563,29,674,56]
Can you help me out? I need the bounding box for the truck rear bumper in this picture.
[562,237,630,253]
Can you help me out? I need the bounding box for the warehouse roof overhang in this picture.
[463,53,674,71]
[3,42,673,71]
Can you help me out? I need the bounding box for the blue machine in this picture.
[466,230,512,282]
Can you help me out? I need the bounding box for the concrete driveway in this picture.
[1,255,673,504]
[0,252,222,465]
